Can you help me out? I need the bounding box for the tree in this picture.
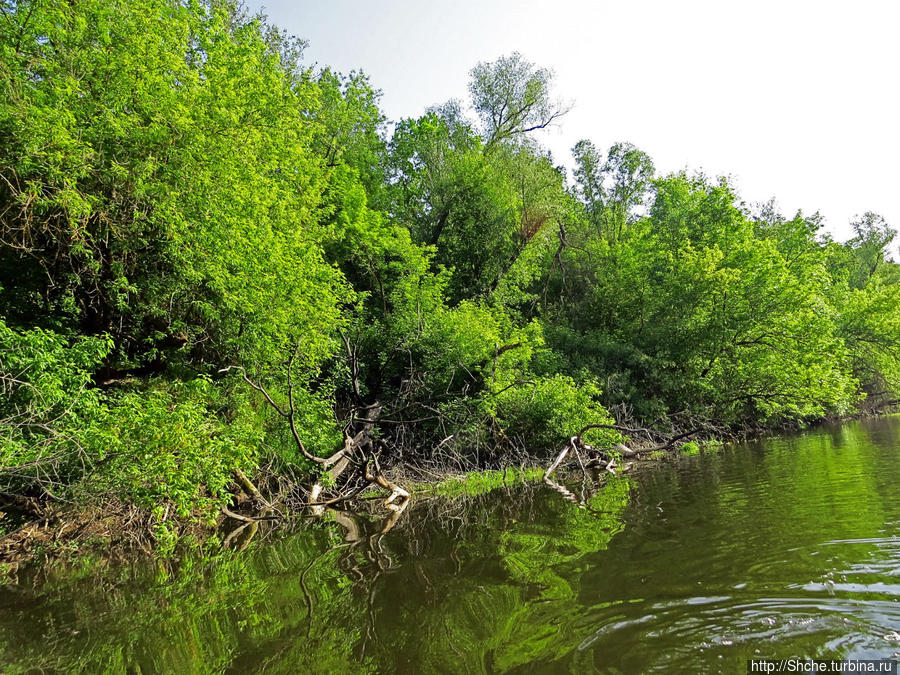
[846,212,897,288]
[573,140,655,243]
[385,89,569,303]
[468,52,570,150]
[539,170,859,424]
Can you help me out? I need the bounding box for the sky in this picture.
[246,0,899,244]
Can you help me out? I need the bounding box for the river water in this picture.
[1,416,898,673]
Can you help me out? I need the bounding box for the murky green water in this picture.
[1,417,898,673]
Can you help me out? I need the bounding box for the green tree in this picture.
[469,51,569,150]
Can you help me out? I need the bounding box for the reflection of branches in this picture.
[221,520,258,551]
[284,504,415,660]
[543,474,580,505]
[542,470,624,520]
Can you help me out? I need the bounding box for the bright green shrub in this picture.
[0,318,259,519]
[0,319,109,490]
[84,379,260,519]
[680,441,701,456]
[494,375,620,453]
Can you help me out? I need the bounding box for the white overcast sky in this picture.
[246,0,899,243]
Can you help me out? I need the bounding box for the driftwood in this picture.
[544,421,707,481]
[219,340,411,525]
[233,467,273,509]
[544,436,623,482]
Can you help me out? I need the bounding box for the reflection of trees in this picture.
[0,520,375,673]
[353,476,632,672]
[0,478,631,673]
[421,479,630,672]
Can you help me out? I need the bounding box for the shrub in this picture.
[84,379,260,520]
[0,320,109,493]
[0,319,259,520]
[494,374,620,454]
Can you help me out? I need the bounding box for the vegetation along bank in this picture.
[1,0,898,559]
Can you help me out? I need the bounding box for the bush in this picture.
[0,319,259,521]
[494,375,620,454]
[0,320,109,492]
[680,441,701,456]
[84,379,260,520]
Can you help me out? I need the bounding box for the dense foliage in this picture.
[1,0,897,525]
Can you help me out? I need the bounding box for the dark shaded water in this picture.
[1,417,899,673]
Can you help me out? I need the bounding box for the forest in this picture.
[1,0,898,545]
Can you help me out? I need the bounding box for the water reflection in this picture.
[0,416,897,673]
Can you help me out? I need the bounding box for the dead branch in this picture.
[634,427,705,454]
[364,455,410,512]
[233,468,271,507]
[576,422,663,443]
[220,505,258,523]
[543,436,577,480]
[219,364,325,466]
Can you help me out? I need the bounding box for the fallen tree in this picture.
[543,421,708,481]
[218,347,410,522]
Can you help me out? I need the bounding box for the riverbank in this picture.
[4,402,898,574]
[0,425,733,573]
[2,416,898,673]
